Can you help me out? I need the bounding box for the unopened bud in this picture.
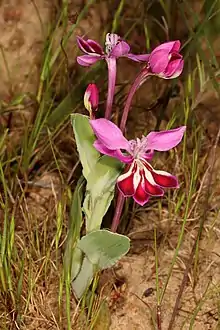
[84,83,99,117]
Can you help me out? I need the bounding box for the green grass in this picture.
[1,0,220,329]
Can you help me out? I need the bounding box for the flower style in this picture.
[90,119,186,206]
[77,33,149,119]
[84,83,99,118]
[148,40,184,79]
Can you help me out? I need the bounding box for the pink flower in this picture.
[84,84,99,117]
[148,41,184,79]
[76,33,149,67]
[90,119,186,206]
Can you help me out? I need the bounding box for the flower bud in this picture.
[84,83,99,117]
[148,41,184,79]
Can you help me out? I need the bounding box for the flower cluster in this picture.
[77,33,185,206]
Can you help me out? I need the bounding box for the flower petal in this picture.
[77,55,101,66]
[87,39,103,54]
[149,41,182,75]
[77,36,92,54]
[90,118,130,150]
[146,126,186,151]
[125,53,150,62]
[151,41,181,54]
[133,175,150,206]
[110,41,130,57]
[149,49,169,74]
[164,58,184,78]
[94,140,133,163]
[143,168,164,196]
[151,169,179,188]
[117,163,136,196]
[142,150,154,161]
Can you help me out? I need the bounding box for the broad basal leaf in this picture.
[72,230,130,298]
[83,156,123,233]
[71,256,94,299]
[71,113,100,180]
[77,229,130,269]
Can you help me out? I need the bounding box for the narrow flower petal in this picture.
[87,39,104,54]
[133,175,150,206]
[146,126,186,151]
[90,118,130,150]
[117,163,136,196]
[77,36,93,54]
[94,140,133,163]
[125,53,150,62]
[77,37,103,55]
[77,55,101,66]
[151,169,179,188]
[110,41,130,57]
[143,169,164,196]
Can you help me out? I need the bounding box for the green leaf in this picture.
[83,156,123,232]
[71,256,94,299]
[71,230,130,298]
[78,230,130,269]
[71,114,100,180]
[64,176,84,281]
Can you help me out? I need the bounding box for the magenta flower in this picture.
[90,119,186,206]
[120,40,184,133]
[148,41,184,79]
[84,83,99,117]
[77,33,149,66]
[77,33,149,119]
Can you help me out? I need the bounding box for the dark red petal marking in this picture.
[77,37,93,53]
[117,164,136,196]
[134,179,150,206]
[117,173,135,196]
[151,171,178,188]
[170,51,182,60]
[87,40,103,55]
[144,175,164,196]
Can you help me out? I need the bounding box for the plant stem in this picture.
[111,193,125,232]
[105,58,117,119]
[120,68,151,133]
[111,70,151,232]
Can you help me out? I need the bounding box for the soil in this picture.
[1,1,220,330]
